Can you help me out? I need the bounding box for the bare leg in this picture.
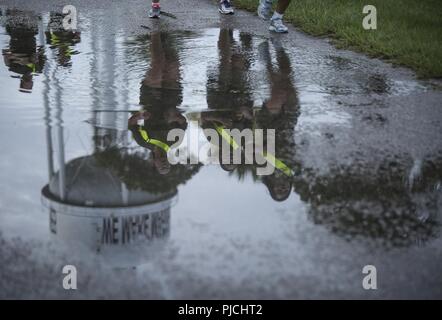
[275,0,291,14]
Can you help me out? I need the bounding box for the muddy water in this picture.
[0,8,441,299]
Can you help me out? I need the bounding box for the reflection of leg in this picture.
[159,34,181,88]
[274,42,291,75]
[144,33,164,87]
[258,39,292,76]
[218,29,234,61]
[239,33,252,52]
[258,40,272,73]
[217,29,234,89]
[145,33,181,89]
[258,41,286,114]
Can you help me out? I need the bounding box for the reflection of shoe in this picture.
[148,3,161,18]
[219,0,234,15]
[257,0,273,20]
[269,18,288,33]
[270,37,283,51]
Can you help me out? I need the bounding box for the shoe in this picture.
[148,3,161,18]
[219,0,234,15]
[269,17,288,33]
[257,0,273,20]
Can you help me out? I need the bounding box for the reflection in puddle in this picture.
[2,8,45,93]
[0,7,441,297]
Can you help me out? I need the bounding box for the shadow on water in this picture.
[0,8,441,272]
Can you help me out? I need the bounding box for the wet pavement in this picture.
[0,1,441,299]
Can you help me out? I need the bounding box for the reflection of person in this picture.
[255,39,299,201]
[45,12,80,67]
[2,9,44,92]
[129,32,186,175]
[258,0,292,33]
[203,29,255,172]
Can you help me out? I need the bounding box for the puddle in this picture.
[0,8,441,299]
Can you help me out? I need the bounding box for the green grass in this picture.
[235,0,442,78]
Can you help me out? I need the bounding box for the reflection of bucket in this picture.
[42,185,177,267]
[40,155,178,268]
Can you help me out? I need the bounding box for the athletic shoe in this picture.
[219,0,234,15]
[148,3,161,18]
[269,17,288,33]
[257,0,273,20]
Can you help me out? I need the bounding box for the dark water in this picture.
[0,8,441,299]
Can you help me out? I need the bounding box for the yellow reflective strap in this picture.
[50,32,60,44]
[26,63,36,73]
[65,47,72,57]
[139,127,149,141]
[214,125,240,150]
[138,127,170,152]
[263,152,294,177]
[148,139,171,152]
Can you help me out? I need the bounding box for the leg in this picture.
[258,0,292,23]
[275,0,291,14]
[258,0,273,20]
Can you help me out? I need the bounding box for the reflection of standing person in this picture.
[129,32,187,175]
[207,29,254,114]
[2,9,44,92]
[45,12,81,67]
[256,39,299,201]
[203,29,255,172]
[258,0,292,33]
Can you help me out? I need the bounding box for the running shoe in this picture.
[269,17,288,33]
[148,3,161,18]
[219,0,234,15]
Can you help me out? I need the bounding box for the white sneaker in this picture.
[219,0,234,15]
[148,4,161,18]
[269,17,288,33]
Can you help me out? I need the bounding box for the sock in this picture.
[272,12,283,20]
